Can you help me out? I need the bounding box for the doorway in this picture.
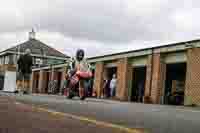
[103,67,117,98]
[164,63,186,105]
[107,67,117,80]
[45,72,50,93]
[131,66,146,103]
[56,72,62,94]
[0,75,4,90]
[35,73,39,93]
[88,68,95,97]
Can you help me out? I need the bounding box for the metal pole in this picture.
[17,45,21,93]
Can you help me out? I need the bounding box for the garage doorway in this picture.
[164,63,186,105]
[106,67,117,80]
[103,67,117,98]
[131,66,146,103]
[45,72,50,94]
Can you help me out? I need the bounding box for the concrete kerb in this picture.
[31,93,127,104]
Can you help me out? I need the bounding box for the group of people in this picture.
[102,74,117,98]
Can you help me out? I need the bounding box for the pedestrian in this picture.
[17,49,33,94]
[103,77,111,98]
[88,78,94,97]
[102,78,107,98]
[138,82,144,103]
[110,74,117,98]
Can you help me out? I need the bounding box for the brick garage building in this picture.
[31,64,68,94]
[31,39,200,106]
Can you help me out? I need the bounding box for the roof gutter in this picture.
[149,48,154,96]
[6,51,69,60]
[32,63,69,71]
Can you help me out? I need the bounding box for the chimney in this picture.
[29,28,36,40]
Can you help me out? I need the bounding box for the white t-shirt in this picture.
[110,78,117,89]
[75,59,90,72]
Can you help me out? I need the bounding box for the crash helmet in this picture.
[76,49,85,61]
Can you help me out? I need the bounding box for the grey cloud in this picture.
[0,0,200,57]
[1,0,199,43]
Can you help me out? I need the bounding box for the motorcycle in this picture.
[64,68,92,100]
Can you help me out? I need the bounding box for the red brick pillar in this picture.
[116,58,132,101]
[145,55,152,97]
[38,70,47,93]
[94,62,104,98]
[150,53,166,104]
[30,71,36,93]
[52,70,59,80]
[185,48,200,105]
[143,55,153,103]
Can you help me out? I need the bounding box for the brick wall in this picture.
[116,58,132,101]
[93,62,104,98]
[127,60,133,101]
[145,55,152,97]
[38,70,47,93]
[52,71,59,80]
[30,72,35,93]
[31,71,40,93]
[143,55,153,103]
[185,48,200,105]
[150,53,166,104]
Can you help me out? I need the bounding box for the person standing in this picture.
[138,82,144,103]
[102,78,107,98]
[17,49,33,94]
[103,77,111,98]
[110,74,117,98]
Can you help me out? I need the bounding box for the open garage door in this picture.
[131,66,146,103]
[164,63,186,105]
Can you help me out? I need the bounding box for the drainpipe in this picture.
[149,48,154,97]
[17,45,21,70]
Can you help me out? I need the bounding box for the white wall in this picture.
[3,71,16,92]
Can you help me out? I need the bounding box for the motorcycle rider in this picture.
[68,49,92,100]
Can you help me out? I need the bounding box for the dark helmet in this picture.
[76,49,85,61]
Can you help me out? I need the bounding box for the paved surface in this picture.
[1,92,200,133]
[0,96,141,133]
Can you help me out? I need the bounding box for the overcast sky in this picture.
[0,0,199,57]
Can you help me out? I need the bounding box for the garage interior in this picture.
[103,66,117,98]
[131,66,146,103]
[164,63,186,105]
[45,72,50,93]
[35,73,39,93]
[106,67,117,80]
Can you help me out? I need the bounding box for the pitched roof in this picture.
[87,38,200,60]
[3,38,69,58]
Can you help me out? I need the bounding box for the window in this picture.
[2,57,5,65]
[0,57,2,65]
[35,58,42,65]
[13,54,18,65]
[8,55,14,65]
[5,56,9,65]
